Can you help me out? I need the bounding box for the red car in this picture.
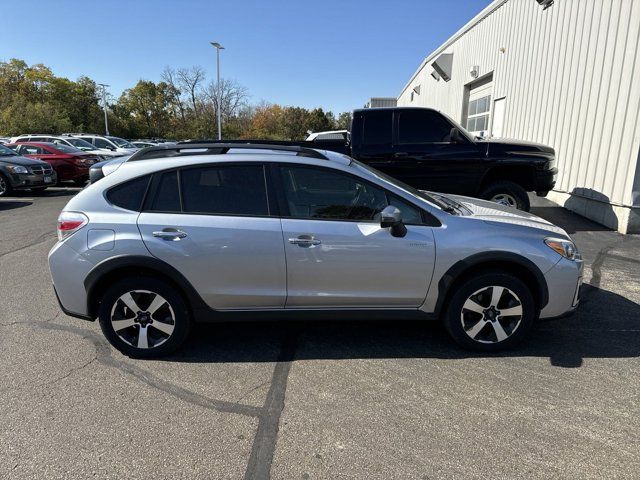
[7,141,101,185]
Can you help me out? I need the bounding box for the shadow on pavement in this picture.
[530,204,612,234]
[163,284,638,369]
[0,200,32,210]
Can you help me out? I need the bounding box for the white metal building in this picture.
[398,0,640,233]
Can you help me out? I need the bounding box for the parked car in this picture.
[8,142,101,185]
[66,134,139,156]
[0,137,10,144]
[49,143,582,358]
[299,107,558,211]
[0,143,56,196]
[10,134,122,159]
[305,130,349,142]
[89,156,130,183]
[131,141,159,149]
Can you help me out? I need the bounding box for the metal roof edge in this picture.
[397,0,510,99]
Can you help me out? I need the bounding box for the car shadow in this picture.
[162,284,639,369]
[0,200,32,210]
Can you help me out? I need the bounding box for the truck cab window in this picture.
[361,111,392,147]
[398,110,453,144]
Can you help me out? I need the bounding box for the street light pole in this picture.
[98,83,110,135]
[210,42,225,140]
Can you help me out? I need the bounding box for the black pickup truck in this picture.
[199,107,556,211]
[305,107,557,211]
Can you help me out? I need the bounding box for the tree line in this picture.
[0,58,352,140]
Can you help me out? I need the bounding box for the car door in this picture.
[277,164,436,308]
[391,109,484,193]
[137,163,287,310]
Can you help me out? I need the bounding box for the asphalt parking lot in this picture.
[1,188,639,480]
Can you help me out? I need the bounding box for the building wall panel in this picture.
[397,0,640,214]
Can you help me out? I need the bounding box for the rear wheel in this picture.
[98,277,191,358]
[480,180,530,211]
[444,272,536,351]
[0,173,12,197]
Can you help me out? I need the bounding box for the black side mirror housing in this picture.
[380,205,407,238]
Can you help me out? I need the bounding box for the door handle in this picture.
[153,229,188,240]
[288,235,321,247]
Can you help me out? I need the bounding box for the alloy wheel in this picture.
[0,176,7,196]
[491,193,517,207]
[460,285,523,344]
[110,290,176,349]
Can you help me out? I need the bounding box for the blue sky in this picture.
[0,0,488,114]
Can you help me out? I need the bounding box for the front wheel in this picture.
[444,272,536,351]
[0,173,13,197]
[480,180,530,211]
[98,277,191,358]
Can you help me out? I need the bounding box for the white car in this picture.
[10,134,122,159]
[69,134,139,156]
[305,130,349,142]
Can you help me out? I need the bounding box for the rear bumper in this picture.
[48,241,94,318]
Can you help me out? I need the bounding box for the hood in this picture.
[447,194,569,237]
[478,137,555,156]
[0,154,49,167]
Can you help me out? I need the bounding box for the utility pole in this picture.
[210,42,225,140]
[98,83,110,135]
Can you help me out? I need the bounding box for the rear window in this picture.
[180,165,268,216]
[107,175,151,211]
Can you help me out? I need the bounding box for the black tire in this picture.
[0,173,12,197]
[98,276,191,358]
[480,180,530,211]
[73,178,87,187]
[443,272,536,352]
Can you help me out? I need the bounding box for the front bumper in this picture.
[534,167,558,195]
[9,171,57,190]
[540,256,584,318]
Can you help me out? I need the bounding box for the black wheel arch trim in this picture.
[84,254,211,319]
[434,251,549,315]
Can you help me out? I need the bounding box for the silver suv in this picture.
[48,144,583,357]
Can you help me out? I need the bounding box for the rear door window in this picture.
[180,165,269,216]
[93,138,112,149]
[145,171,181,212]
[361,111,392,147]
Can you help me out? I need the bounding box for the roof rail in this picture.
[127,142,329,162]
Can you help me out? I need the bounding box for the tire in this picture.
[73,178,87,187]
[98,276,192,358]
[480,180,530,211]
[0,173,12,197]
[443,272,536,352]
[30,187,48,193]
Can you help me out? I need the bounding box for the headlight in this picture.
[544,237,581,260]
[6,165,29,174]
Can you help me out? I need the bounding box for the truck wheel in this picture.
[480,181,530,211]
[444,272,536,352]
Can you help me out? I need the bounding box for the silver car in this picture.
[48,144,583,357]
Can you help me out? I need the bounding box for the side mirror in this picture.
[380,205,407,238]
[450,127,467,144]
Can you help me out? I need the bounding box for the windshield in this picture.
[350,158,455,212]
[0,144,17,156]
[65,138,95,151]
[52,144,84,154]
[108,137,136,148]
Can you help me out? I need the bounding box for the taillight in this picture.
[57,211,88,241]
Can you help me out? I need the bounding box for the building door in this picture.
[492,97,506,138]
[464,76,493,136]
